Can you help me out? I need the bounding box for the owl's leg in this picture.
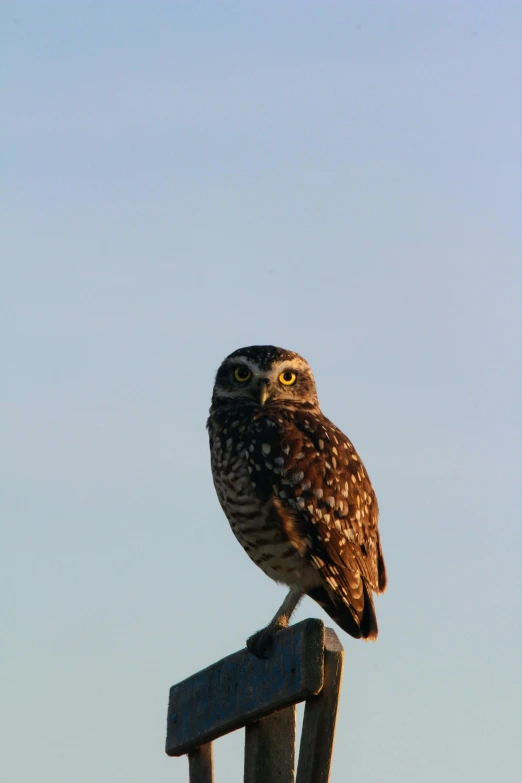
[246,586,303,658]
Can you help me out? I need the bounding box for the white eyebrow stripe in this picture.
[226,354,311,377]
[267,358,312,377]
[272,357,309,370]
[226,356,262,373]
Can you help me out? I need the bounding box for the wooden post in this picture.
[188,743,214,783]
[165,619,344,782]
[244,706,296,783]
[166,619,324,757]
[296,628,344,783]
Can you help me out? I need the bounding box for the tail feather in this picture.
[307,581,379,641]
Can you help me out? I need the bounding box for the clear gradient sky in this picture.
[2,2,521,782]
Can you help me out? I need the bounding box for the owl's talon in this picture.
[246,623,285,658]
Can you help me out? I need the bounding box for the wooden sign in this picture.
[166,619,325,757]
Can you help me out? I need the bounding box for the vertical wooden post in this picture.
[166,620,344,782]
[188,742,214,783]
[244,705,296,783]
[296,629,344,783]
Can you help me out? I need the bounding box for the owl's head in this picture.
[211,345,319,411]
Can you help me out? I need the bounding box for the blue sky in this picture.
[2,2,521,781]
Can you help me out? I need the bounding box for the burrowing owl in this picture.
[207,345,387,657]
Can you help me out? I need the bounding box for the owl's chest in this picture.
[209,428,264,523]
[208,411,321,587]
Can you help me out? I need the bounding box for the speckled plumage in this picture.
[207,345,387,654]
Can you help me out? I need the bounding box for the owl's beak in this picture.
[258,380,270,406]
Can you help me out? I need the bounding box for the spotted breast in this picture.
[209,407,322,590]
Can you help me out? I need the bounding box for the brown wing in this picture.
[250,406,387,637]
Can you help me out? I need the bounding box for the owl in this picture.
[207,345,387,657]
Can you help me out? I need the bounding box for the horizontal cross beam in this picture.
[166,618,326,757]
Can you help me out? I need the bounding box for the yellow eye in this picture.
[279,371,297,386]
[234,366,251,382]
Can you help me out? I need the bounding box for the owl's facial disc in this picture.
[229,359,303,406]
[212,348,319,409]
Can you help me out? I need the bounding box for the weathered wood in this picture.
[296,628,344,783]
[166,619,324,756]
[188,743,214,783]
[244,706,296,783]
